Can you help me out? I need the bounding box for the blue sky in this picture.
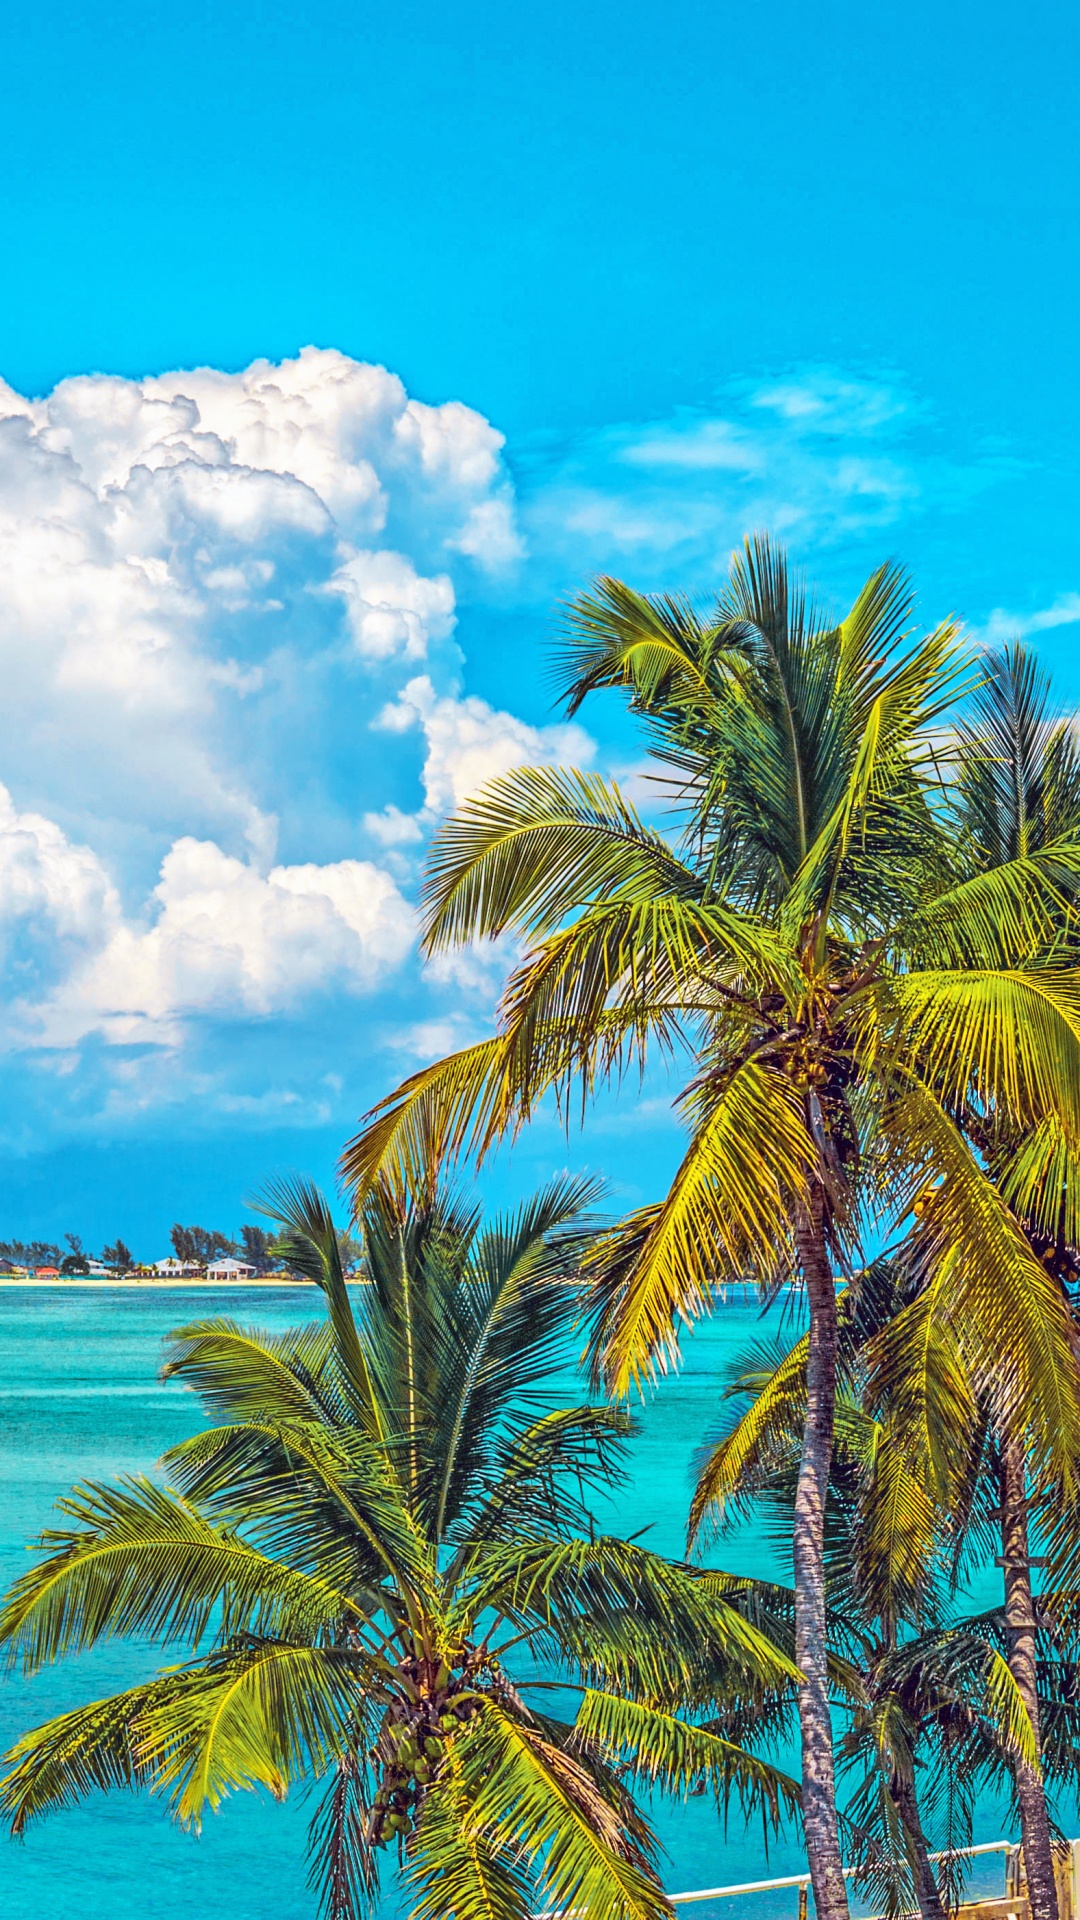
[0,0,1078,1253]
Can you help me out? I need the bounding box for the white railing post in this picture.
[1068,1837,1080,1920]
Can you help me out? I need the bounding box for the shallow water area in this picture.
[0,1287,1052,1918]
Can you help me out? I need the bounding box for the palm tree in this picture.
[0,1173,800,1920]
[921,641,1080,1920]
[689,1262,1069,1920]
[342,539,1080,1920]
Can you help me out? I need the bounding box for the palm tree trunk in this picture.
[889,1770,949,1920]
[794,1195,849,1920]
[1000,1439,1058,1920]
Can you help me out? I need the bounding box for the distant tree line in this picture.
[168,1222,363,1271]
[0,1221,366,1274]
[0,1232,132,1274]
[169,1223,277,1270]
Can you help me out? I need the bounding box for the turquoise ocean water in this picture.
[0,1288,1049,1919]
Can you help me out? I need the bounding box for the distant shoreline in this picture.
[0,1277,360,1289]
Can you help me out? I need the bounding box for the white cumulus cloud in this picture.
[0,348,545,1135]
[374,674,595,817]
[0,784,121,978]
[328,549,457,661]
[37,836,414,1047]
[0,348,523,882]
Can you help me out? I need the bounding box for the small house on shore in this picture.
[206,1258,257,1279]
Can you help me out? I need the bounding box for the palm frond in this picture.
[467,1535,800,1696]
[406,1747,534,1920]
[0,1478,354,1671]
[688,1333,809,1544]
[574,1689,801,1832]
[133,1642,361,1825]
[161,1319,340,1426]
[340,1039,515,1203]
[895,839,1080,968]
[590,1059,810,1394]
[431,1173,606,1541]
[422,765,700,952]
[875,1082,1080,1478]
[854,1422,939,1633]
[997,1113,1080,1252]
[887,967,1080,1133]
[554,574,743,720]
[0,1676,176,1833]
[160,1416,428,1596]
[451,1697,670,1920]
[307,1744,381,1920]
[861,1279,980,1519]
[453,1406,634,1555]
[341,895,796,1205]
[779,612,961,941]
[254,1178,376,1421]
[952,642,1080,869]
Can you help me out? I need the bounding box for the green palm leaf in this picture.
[895,839,1080,968]
[688,1332,810,1544]
[406,1751,533,1920]
[0,1478,355,1672]
[307,1745,381,1920]
[449,1697,669,1920]
[876,1084,1080,1474]
[887,967,1080,1132]
[591,1059,811,1393]
[0,1677,179,1833]
[161,1318,340,1425]
[2,1171,796,1919]
[554,574,743,720]
[133,1642,363,1824]
[422,765,700,951]
[575,1689,801,1829]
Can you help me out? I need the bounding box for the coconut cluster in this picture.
[369,1662,480,1848]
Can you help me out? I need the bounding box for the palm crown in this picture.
[346,541,1080,1426]
[341,537,1080,1920]
[0,1173,799,1920]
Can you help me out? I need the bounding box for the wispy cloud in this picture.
[972,592,1080,648]
[520,367,1008,592]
